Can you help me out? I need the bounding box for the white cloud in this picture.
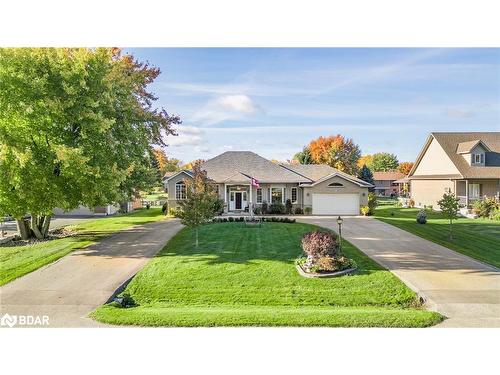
[166,125,205,147]
[445,108,475,119]
[190,94,261,125]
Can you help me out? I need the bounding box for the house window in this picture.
[328,182,344,187]
[469,183,480,199]
[256,188,263,203]
[291,187,298,203]
[271,187,284,203]
[175,181,186,200]
[215,185,219,195]
[472,154,484,164]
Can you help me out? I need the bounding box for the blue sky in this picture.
[127,48,500,164]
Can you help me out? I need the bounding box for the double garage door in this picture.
[312,193,360,215]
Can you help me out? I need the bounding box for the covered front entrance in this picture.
[229,190,248,211]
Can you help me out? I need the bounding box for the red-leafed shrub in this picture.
[301,231,338,259]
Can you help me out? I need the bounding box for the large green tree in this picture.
[371,152,399,172]
[0,48,181,239]
[293,146,313,164]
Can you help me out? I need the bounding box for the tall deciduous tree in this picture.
[175,162,219,247]
[357,154,374,169]
[371,152,399,172]
[308,135,361,175]
[293,146,313,164]
[0,48,181,239]
[437,192,460,240]
[398,161,414,175]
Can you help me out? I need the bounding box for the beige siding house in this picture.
[164,151,372,215]
[408,132,500,208]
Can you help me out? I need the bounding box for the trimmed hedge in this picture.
[212,217,296,224]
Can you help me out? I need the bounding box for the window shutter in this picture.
[480,154,484,164]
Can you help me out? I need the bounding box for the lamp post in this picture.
[336,216,343,252]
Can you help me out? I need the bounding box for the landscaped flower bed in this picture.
[295,230,356,277]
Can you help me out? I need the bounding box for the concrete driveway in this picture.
[0,218,183,327]
[298,216,500,327]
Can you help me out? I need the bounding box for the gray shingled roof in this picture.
[280,163,336,181]
[200,151,311,183]
[430,132,500,179]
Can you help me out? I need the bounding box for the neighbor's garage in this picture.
[312,193,360,215]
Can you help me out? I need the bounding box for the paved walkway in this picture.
[298,216,500,327]
[0,219,183,327]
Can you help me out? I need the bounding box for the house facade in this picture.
[164,151,373,215]
[372,171,406,197]
[408,132,500,208]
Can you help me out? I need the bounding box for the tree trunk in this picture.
[41,215,51,238]
[16,214,51,240]
[31,215,44,239]
[449,219,453,240]
[16,218,31,240]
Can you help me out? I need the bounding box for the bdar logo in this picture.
[1,313,17,327]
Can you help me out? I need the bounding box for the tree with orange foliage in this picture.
[308,135,361,175]
[398,161,414,175]
[357,154,374,169]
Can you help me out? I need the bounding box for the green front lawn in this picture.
[0,208,166,286]
[91,222,442,327]
[375,205,500,268]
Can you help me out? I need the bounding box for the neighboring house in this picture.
[53,198,142,216]
[408,132,500,208]
[372,171,406,197]
[164,151,373,215]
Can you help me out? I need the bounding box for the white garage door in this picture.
[312,193,360,215]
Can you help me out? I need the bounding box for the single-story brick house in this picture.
[408,132,500,208]
[164,151,373,215]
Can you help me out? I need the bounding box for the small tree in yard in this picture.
[437,192,460,240]
[176,162,219,247]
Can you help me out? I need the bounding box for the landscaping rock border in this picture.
[295,263,357,278]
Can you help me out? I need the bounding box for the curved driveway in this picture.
[0,219,183,327]
[298,216,500,327]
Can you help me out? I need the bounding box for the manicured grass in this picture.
[0,208,166,286]
[92,222,442,327]
[375,205,500,268]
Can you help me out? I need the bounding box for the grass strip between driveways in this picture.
[0,208,166,286]
[375,205,500,269]
[91,221,443,327]
[92,305,442,328]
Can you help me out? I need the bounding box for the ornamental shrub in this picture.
[304,207,312,215]
[294,207,303,215]
[416,209,427,224]
[301,231,338,259]
[408,198,415,208]
[360,205,370,216]
[269,202,285,214]
[261,201,268,215]
[253,206,262,215]
[285,199,293,214]
[367,192,378,215]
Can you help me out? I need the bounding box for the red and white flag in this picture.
[251,177,260,188]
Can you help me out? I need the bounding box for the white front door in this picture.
[312,193,360,215]
[229,191,248,211]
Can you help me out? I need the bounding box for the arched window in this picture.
[328,182,344,188]
[175,181,187,200]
